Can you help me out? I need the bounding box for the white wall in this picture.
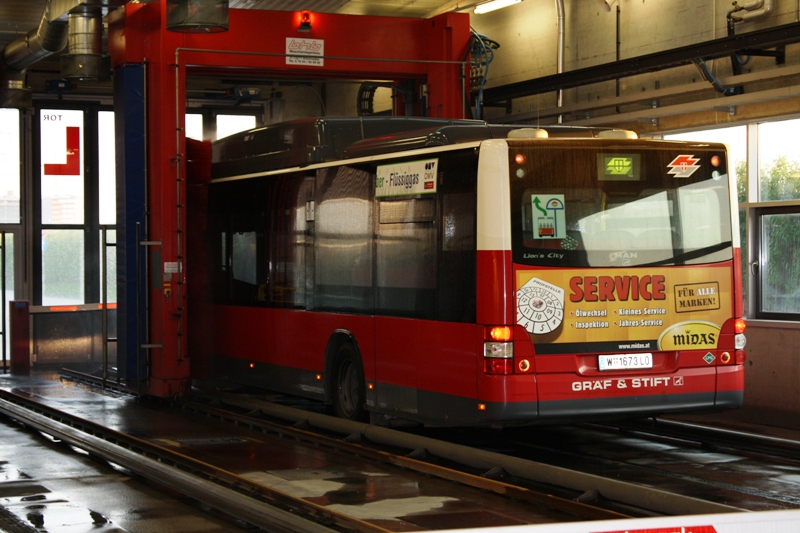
[470,0,800,121]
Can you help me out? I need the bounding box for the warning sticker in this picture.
[531,194,566,240]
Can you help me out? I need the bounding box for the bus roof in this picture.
[210,116,619,180]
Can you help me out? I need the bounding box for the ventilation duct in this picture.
[167,0,230,33]
[60,5,110,81]
[0,0,69,107]
[0,1,122,107]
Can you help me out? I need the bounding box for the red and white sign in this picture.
[286,38,324,66]
[667,154,701,178]
[597,527,716,533]
[439,510,800,533]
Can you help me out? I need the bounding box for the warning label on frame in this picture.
[286,38,324,66]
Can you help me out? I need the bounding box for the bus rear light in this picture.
[735,350,746,364]
[485,341,513,358]
[735,333,746,350]
[486,326,513,342]
[720,352,731,364]
[484,358,513,375]
[734,318,747,334]
[478,403,487,411]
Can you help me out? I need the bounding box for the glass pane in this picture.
[216,114,256,140]
[186,113,204,140]
[760,213,800,314]
[665,126,747,203]
[40,109,84,224]
[42,229,84,305]
[98,111,116,225]
[758,119,800,201]
[100,229,117,304]
[232,231,257,284]
[510,142,733,268]
[740,207,747,314]
[0,109,20,223]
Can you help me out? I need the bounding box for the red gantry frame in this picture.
[107,3,471,397]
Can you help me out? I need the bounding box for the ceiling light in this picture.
[474,0,522,14]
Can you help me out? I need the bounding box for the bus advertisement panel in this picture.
[515,266,732,353]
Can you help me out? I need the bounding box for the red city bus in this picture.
[193,117,746,427]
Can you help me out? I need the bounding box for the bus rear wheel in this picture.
[332,343,366,422]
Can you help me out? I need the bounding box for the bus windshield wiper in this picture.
[638,241,732,267]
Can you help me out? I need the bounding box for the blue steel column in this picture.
[113,64,147,383]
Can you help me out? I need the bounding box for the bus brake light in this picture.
[484,358,513,375]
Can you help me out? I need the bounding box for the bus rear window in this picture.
[509,141,733,268]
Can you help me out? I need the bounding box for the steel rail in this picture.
[200,391,747,517]
[0,389,388,533]
[59,371,631,522]
[57,370,747,517]
[177,397,630,522]
[610,418,800,460]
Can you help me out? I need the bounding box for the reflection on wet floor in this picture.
[0,467,124,532]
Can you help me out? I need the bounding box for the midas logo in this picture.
[658,321,721,350]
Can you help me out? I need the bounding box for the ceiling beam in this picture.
[483,21,800,104]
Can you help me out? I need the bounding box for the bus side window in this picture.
[314,166,373,312]
[269,174,313,308]
[229,212,266,304]
[376,197,437,318]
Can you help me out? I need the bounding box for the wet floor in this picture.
[0,372,573,532]
[4,370,800,532]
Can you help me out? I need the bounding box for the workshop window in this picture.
[0,109,20,224]
[41,229,85,306]
[217,114,256,140]
[40,109,84,225]
[36,106,115,307]
[667,117,800,321]
[184,112,257,141]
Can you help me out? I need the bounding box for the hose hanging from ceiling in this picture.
[468,29,500,120]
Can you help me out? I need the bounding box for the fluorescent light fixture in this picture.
[474,0,521,14]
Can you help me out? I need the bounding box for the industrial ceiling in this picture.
[0,0,465,50]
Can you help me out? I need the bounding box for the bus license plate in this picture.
[598,353,653,371]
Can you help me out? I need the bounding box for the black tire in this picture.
[332,343,367,422]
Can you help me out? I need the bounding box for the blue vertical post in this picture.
[113,64,147,383]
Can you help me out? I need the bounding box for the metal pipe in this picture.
[555,0,565,122]
[67,5,103,55]
[1,1,69,72]
[729,0,774,22]
[1,232,5,373]
[101,226,108,388]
